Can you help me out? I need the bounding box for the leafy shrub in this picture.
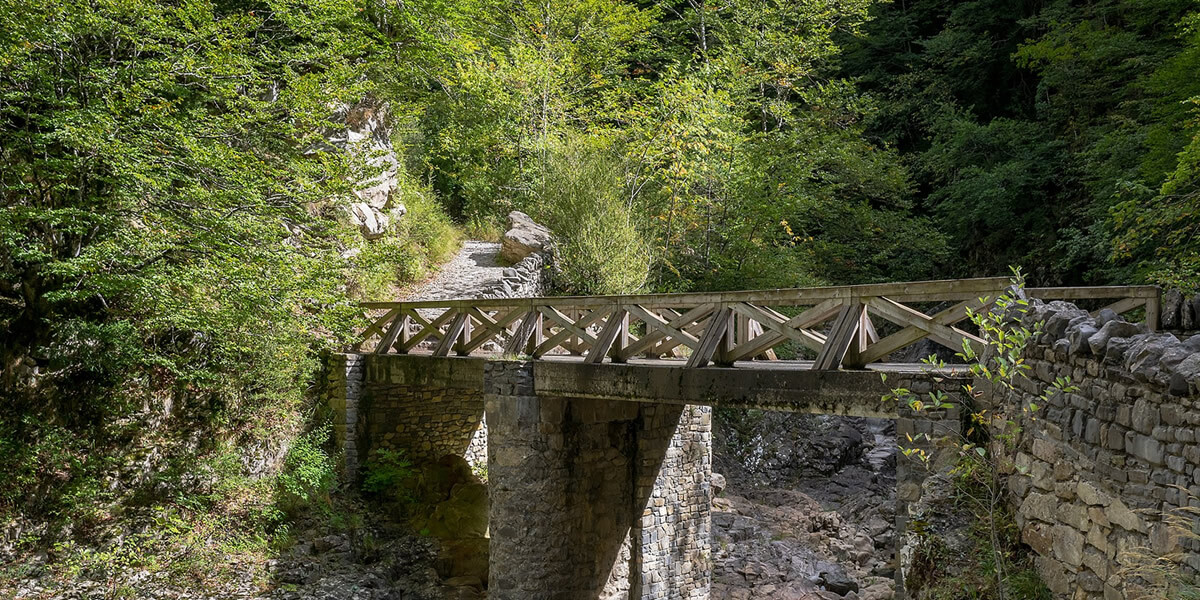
[361,448,416,504]
[343,187,460,299]
[275,428,337,515]
[535,136,652,295]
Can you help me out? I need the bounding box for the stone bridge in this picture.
[324,279,1200,600]
[328,353,960,599]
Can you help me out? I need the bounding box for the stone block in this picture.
[1058,502,1090,530]
[1020,491,1058,523]
[1128,434,1166,466]
[1036,556,1072,595]
[1053,525,1086,567]
[1130,398,1159,434]
[1077,481,1113,507]
[1032,437,1059,462]
[1023,521,1054,555]
[1105,499,1145,533]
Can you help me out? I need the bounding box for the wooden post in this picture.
[687,306,733,368]
[1146,289,1161,332]
[610,312,630,363]
[586,308,629,364]
[455,313,473,356]
[433,311,468,357]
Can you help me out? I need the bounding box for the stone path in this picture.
[406,240,504,301]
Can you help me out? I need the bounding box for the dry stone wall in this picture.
[994,299,1200,600]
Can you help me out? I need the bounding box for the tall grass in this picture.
[534,137,652,295]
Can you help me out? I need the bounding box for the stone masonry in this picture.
[992,299,1200,600]
[326,353,968,598]
[485,360,712,600]
[359,356,486,469]
[324,353,365,477]
[635,403,712,600]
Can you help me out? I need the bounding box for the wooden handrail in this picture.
[353,279,1162,368]
[362,277,1014,310]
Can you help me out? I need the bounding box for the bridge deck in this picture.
[365,353,970,418]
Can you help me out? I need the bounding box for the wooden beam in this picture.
[1027,286,1161,300]
[747,321,777,360]
[813,302,863,371]
[1097,297,1145,318]
[373,311,408,355]
[724,299,840,362]
[504,310,541,356]
[864,297,984,359]
[625,304,707,354]
[585,308,629,364]
[352,308,400,351]
[1145,290,1161,332]
[651,306,717,357]
[729,302,829,353]
[612,312,630,362]
[532,307,604,357]
[855,298,980,364]
[463,306,526,354]
[360,276,1014,311]
[432,311,468,357]
[687,306,733,368]
[399,309,456,352]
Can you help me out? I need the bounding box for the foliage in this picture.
[904,473,1052,600]
[345,191,461,299]
[276,428,338,515]
[843,0,1200,286]
[1118,489,1200,600]
[534,137,652,294]
[362,449,416,497]
[884,270,1073,599]
[392,0,949,293]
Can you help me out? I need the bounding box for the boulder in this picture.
[815,562,859,595]
[335,98,400,210]
[499,211,551,264]
[1088,320,1141,357]
[1067,320,1099,355]
[425,482,489,539]
[1045,307,1089,339]
[1094,308,1120,328]
[1124,333,1180,380]
[712,472,727,496]
[1162,289,1183,329]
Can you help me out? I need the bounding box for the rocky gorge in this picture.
[712,412,899,600]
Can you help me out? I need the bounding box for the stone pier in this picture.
[485,361,711,599]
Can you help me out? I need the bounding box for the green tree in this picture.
[0,0,381,514]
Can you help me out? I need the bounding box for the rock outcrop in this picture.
[323,97,407,240]
[499,211,551,265]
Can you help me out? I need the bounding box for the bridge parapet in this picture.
[354,278,1159,371]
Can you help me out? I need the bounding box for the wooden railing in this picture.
[354,278,1161,370]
